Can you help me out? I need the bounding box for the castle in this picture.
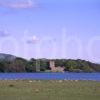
[49,60,65,72]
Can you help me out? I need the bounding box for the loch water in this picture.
[0,73,100,81]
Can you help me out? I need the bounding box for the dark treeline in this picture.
[0,54,100,73]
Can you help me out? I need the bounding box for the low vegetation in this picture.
[0,80,99,100]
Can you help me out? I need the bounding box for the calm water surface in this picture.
[0,73,100,81]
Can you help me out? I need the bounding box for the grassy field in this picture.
[0,80,99,100]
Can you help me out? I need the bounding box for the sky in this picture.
[0,0,100,63]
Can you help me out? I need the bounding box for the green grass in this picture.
[0,80,100,100]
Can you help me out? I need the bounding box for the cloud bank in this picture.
[0,30,10,37]
[0,0,38,9]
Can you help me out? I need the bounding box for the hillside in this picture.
[0,53,100,73]
[0,53,16,61]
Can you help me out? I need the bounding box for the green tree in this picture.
[7,57,27,72]
[25,58,37,72]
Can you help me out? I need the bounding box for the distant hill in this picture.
[0,53,100,73]
[0,53,16,62]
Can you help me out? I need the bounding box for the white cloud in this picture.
[27,35,39,44]
[0,0,38,9]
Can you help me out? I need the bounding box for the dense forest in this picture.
[0,53,100,73]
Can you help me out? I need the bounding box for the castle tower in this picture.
[49,60,55,70]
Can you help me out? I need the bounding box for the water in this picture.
[0,73,100,81]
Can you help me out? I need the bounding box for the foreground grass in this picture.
[0,80,100,100]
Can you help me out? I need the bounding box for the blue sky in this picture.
[0,0,100,63]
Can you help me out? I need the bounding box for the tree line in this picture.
[0,57,100,73]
